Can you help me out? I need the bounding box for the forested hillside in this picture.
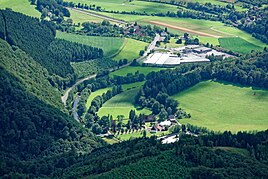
[0,9,104,85]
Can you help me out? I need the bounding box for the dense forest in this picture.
[0,39,104,177]
[0,9,105,88]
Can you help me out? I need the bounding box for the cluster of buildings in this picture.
[143,45,232,67]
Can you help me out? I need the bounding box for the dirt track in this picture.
[149,21,221,38]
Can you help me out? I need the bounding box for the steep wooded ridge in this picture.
[0,9,103,88]
[0,10,104,177]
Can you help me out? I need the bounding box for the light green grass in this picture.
[0,0,40,17]
[160,37,185,48]
[194,36,220,46]
[69,8,103,24]
[110,66,166,77]
[65,0,178,14]
[113,38,148,61]
[56,31,125,57]
[172,80,268,132]
[98,87,151,118]
[219,37,264,54]
[117,130,170,141]
[86,81,145,109]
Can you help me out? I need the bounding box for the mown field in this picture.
[64,0,178,14]
[0,0,40,17]
[96,83,151,118]
[109,66,167,77]
[219,37,264,53]
[68,8,103,24]
[112,38,148,61]
[172,80,268,132]
[56,31,125,57]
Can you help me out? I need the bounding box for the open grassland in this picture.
[98,86,151,118]
[219,37,264,53]
[172,81,268,132]
[109,66,166,77]
[64,0,178,14]
[113,38,148,61]
[213,147,250,157]
[86,81,145,109]
[68,8,103,24]
[56,31,125,57]
[0,0,40,17]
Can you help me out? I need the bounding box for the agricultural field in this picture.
[112,38,148,61]
[0,0,40,17]
[219,37,264,53]
[109,66,167,77]
[56,31,125,57]
[97,86,151,118]
[85,12,266,50]
[64,0,178,14]
[172,80,268,132]
[68,8,103,24]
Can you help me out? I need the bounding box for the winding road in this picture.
[61,33,161,106]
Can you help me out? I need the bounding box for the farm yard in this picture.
[172,81,268,132]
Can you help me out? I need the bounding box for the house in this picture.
[193,47,212,54]
[159,120,172,127]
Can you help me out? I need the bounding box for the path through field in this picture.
[149,21,222,38]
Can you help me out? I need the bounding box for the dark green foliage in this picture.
[48,39,103,62]
[54,130,268,178]
[37,0,70,18]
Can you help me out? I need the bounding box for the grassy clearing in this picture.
[86,81,145,109]
[172,80,268,132]
[113,38,148,61]
[219,37,264,54]
[110,66,167,77]
[213,147,250,157]
[65,0,178,14]
[194,36,220,46]
[69,8,103,24]
[0,0,40,17]
[98,87,151,118]
[56,31,125,57]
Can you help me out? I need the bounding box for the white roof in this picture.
[155,53,170,65]
[159,120,172,126]
[163,57,181,65]
[144,53,162,64]
[162,135,179,144]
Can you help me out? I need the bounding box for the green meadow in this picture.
[0,0,40,17]
[219,37,264,54]
[56,31,125,57]
[109,66,166,77]
[172,80,268,132]
[112,38,148,61]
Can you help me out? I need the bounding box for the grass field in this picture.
[56,31,125,57]
[97,86,151,118]
[86,81,145,109]
[219,37,264,53]
[0,0,40,17]
[109,66,166,77]
[172,80,268,132]
[69,8,103,24]
[112,38,148,61]
[65,0,178,14]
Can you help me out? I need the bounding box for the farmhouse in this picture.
[193,47,212,54]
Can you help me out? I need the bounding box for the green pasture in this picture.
[219,37,264,54]
[172,80,268,132]
[0,0,40,17]
[97,87,151,118]
[86,81,145,109]
[56,31,125,57]
[69,8,103,24]
[64,0,178,14]
[113,38,148,61]
[109,66,166,77]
